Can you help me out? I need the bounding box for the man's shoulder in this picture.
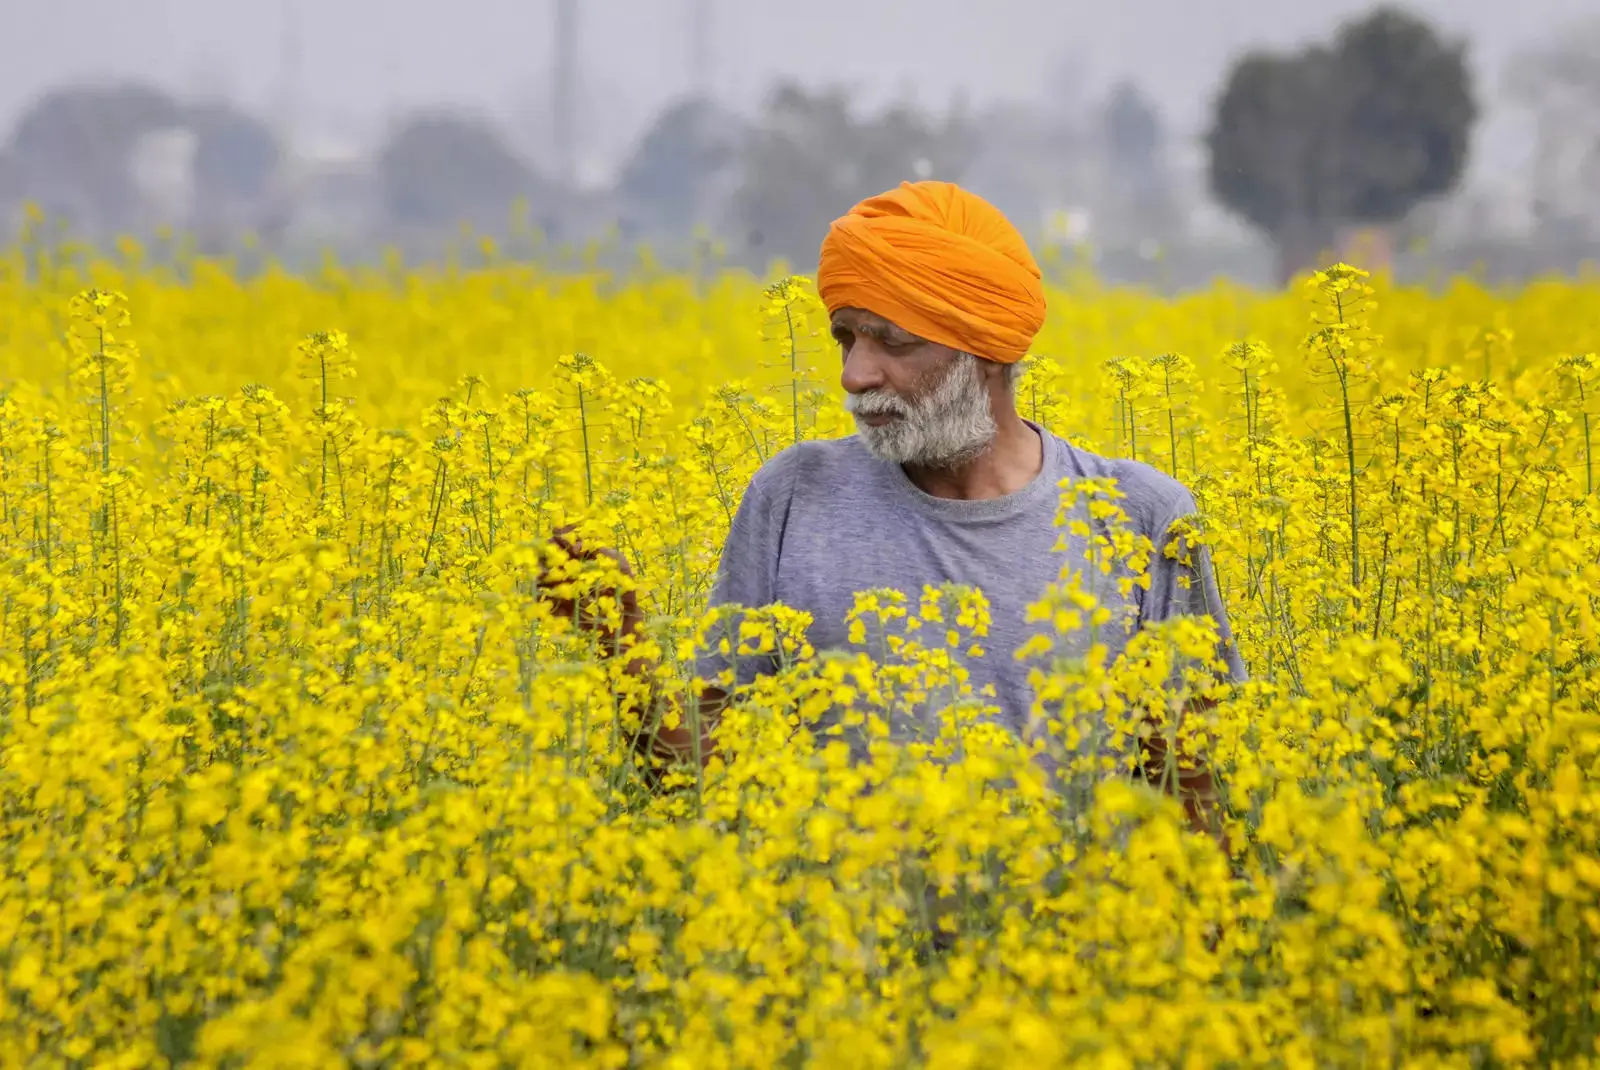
[1049,436,1197,534]
[749,435,874,497]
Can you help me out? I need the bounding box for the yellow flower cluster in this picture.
[0,234,1597,1067]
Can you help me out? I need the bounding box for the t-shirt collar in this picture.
[878,420,1060,523]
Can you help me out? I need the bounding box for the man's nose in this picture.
[840,341,887,395]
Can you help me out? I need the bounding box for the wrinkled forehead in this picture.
[829,306,924,344]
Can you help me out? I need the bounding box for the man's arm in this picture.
[542,450,790,772]
[1138,509,1246,850]
[645,687,724,766]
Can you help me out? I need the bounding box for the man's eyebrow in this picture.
[870,322,923,344]
[831,315,921,344]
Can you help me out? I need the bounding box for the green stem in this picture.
[1579,378,1592,497]
[318,351,329,509]
[1164,362,1178,479]
[422,455,448,567]
[109,484,124,648]
[97,327,111,474]
[577,382,593,506]
[1339,364,1358,590]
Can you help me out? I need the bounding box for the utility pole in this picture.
[687,0,716,282]
[553,0,579,187]
[690,0,712,101]
[265,0,304,248]
[272,2,302,177]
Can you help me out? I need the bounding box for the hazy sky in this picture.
[6,0,1594,180]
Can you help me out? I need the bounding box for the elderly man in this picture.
[564,181,1244,827]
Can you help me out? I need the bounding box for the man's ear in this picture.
[979,356,1008,389]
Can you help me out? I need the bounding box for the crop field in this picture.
[0,235,1596,1067]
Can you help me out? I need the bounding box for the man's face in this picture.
[831,307,998,469]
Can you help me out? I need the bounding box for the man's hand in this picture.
[540,525,646,669]
[535,526,719,770]
[1140,714,1231,857]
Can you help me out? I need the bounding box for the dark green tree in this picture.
[1207,7,1476,282]
[1208,49,1343,279]
[1333,10,1477,222]
[378,110,539,230]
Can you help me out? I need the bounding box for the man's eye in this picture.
[832,331,852,349]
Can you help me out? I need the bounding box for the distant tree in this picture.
[1505,17,1600,234]
[616,98,742,236]
[1333,10,1476,222]
[0,150,18,214]
[1207,7,1476,282]
[5,81,183,234]
[1208,50,1342,277]
[733,84,975,269]
[1102,81,1161,178]
[186,101,279,207]
[1098,80,1176,242]
[377,110,539,230]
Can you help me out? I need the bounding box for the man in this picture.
[700,182,1241,817]
[562,181,1244,828]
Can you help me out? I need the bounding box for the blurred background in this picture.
[2,0,1597,289]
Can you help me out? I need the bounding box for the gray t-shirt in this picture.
[698,423,1246,743]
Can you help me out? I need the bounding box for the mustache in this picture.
[844,391,911,416]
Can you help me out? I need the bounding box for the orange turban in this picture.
[817,181,1046,365]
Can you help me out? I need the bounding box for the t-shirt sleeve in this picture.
[1140,506,1249,685]
[696,461,792,688]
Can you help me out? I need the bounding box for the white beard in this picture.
[845,352,997,469]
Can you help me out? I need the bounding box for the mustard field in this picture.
[0,237,1597,1067]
